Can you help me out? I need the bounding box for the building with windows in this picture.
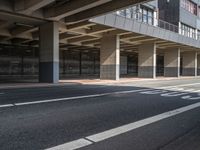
[0,0,200,83]
[159,0,200,39]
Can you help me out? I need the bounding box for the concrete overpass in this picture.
[0,0,199,83]
[0,0,152,83]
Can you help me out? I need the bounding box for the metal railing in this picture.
[116,11,179,33]
[158,19,179,33]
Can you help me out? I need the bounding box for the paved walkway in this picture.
[0,77,199,89]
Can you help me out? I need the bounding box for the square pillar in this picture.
[138,43,156,78]
[100,35,120,80]
[197,54,200,76]
[164,48,180,77]
[182,51,197,76]
[39,22,59,83]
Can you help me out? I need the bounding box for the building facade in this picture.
[0,0,200,83]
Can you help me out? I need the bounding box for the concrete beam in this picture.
[10,26,36,36]
[86,26,115,34]
[67,36,98,44]
[45,0,111,20]
[15,0,55,14]
[65,0,150,23]
[67,21,95,30]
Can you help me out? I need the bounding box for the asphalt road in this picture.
[0,78,200,150]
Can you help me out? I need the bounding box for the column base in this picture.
[138,66,156,78]
[100,64,119,80]
[164,67,179,77]
[182,68,196,76]
[39,62,59,83]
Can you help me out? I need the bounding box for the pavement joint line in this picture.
[46,102,200,150]
[0,89,148,108]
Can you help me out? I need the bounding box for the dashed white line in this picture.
[0,89,148,108]
[46,102,200,150]
[0,104,14,108]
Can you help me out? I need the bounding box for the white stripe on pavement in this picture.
[47,102,200,150]
[160,82,200,89]
[46,139,92,150]
[0,104,14,108]
[0,89,148,108]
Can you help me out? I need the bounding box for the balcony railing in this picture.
[158,19,179,33]
[116,11,179,33]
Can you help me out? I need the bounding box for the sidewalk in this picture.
[60,76,200,85]
[160,125,200,150]
[0,76,199,90]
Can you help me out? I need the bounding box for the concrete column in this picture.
[138,43,156,78]
[197,54,200,76]
[39,22,59,83]
[164,48,180,77]
[100,35,120,80]
[182,51,197,76]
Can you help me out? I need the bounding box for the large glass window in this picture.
[181,0,197,15]
[180,23,196,39]
[0,44,38,76]
[116,6,154,25]
[141,6,154,25]
[197,30,200,40]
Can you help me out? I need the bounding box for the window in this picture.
[180,23,196,39]
[126,8,133,18]
[198,30,200,40]
[141,6,154,25]
[116,6,154,26]
[181,0,197,15]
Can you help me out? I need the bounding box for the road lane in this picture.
[1,78,200,150]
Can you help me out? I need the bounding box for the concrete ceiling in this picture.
[0,0,199,53]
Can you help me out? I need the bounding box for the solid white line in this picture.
[0,89,148,108]
[46,138,92,150]
[86,102,200,142]
[46,102,200,150]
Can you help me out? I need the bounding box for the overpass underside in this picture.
[0,0,199,83]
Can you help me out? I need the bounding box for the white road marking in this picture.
[161,92,188,97]
[0,89,148,108]
[160,82,200,89]
[0,104,14,108]
[182,95,200,100]
[46,139,92,150]
[46,102,200,150]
